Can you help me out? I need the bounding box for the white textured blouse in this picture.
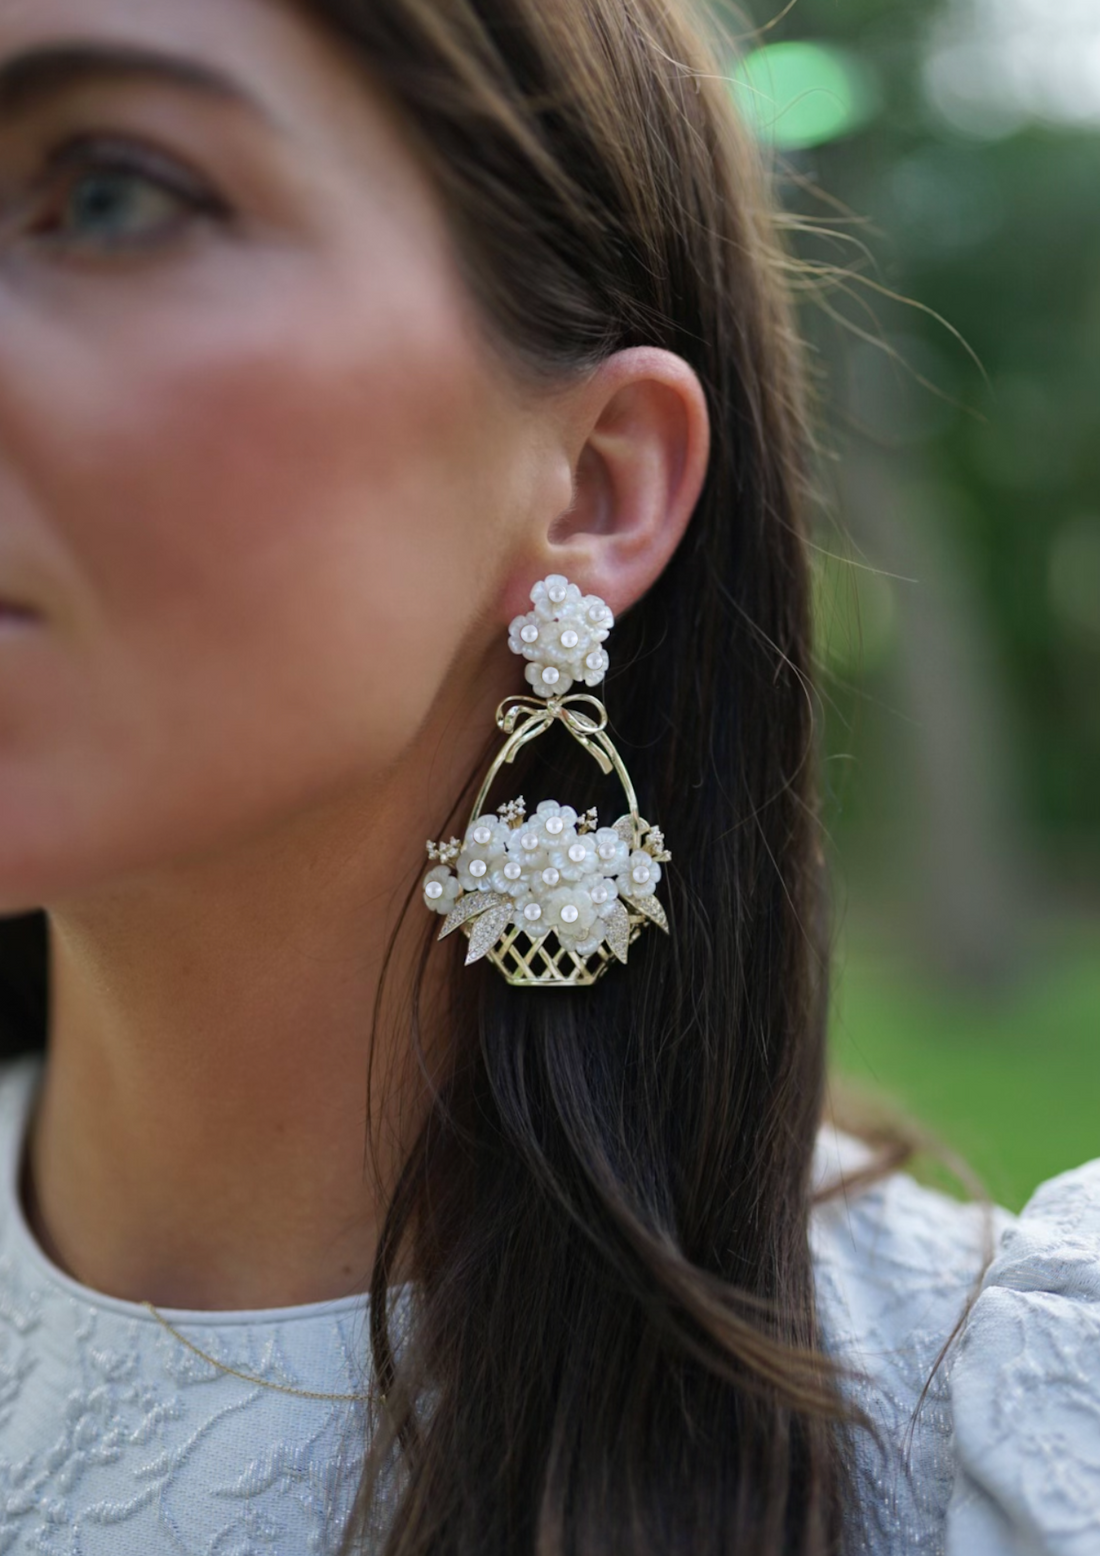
[0,1057,1097,1554]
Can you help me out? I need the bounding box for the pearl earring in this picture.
[423,574,671,986]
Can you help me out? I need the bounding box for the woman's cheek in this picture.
[0,235,525,903]
[45,270,490,678]
[87,398,485,777]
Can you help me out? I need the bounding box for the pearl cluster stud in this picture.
[507,574,613,699]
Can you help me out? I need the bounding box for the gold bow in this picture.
[495,693,613,775]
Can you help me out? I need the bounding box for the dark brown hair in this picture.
[0,0,870,1550]
[317,0,862,1550]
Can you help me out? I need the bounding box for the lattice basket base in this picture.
[466,913,649,987]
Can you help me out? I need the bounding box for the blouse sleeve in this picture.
[945,1158,1100,1555]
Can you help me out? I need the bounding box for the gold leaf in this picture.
[620,892,669,933]
[465,904,515,965]
[613,814,637,847]
[438,891,509,941]
[604,899,632,963]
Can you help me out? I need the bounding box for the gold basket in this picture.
[468,909,650,988]
[431,691,669,987]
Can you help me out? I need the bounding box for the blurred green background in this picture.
[728,0,1100,1208]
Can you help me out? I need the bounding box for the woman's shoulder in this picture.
[810,1127,997,1549]
[810,1126,1005,1349]
[812,1126,1100,1554]
[944,1154,1100,1553]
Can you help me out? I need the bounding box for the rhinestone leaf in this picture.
[613,814,637,847]
[620,892,669,934]
[438,890,510,941]
[465,904,515,965]
[604,898,632,964]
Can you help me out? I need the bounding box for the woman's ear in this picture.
[519,347,710,617]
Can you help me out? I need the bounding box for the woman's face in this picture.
[0,0,561,911]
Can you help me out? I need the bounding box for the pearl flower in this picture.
[559,832,598,881]
[507,617,542,656]
[505,825,549,875]
[456,814,508,892]
[422,865,461,915]
[593,827,630,874]
[508,575,615,699]
[488,856,529,898]
[533,800,578,837]
[524,660,573,696]
[541,886,598,948]
[530,574,583,621]
[580,647,609,682]
[581,594,614,634]
[588,876,620,915]
[617,849,661,899]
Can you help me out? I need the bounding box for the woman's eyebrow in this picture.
[0,41,269,123]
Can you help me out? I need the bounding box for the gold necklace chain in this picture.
[23,1162,378,1405]
[142,1301,375,1404]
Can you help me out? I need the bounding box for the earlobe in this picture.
[536,347,710,617]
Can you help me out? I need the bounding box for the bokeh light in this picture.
[731,41,880,149]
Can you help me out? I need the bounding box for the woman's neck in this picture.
[26,777,451,1312]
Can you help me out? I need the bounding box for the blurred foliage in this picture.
[721,0,1099,1187]
[830,917,1100,1210]
[728,0,1100,891]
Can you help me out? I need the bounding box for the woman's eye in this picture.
[57,168,182,242]
[22,144,227,253]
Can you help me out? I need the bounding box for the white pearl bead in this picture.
[425,881,444,900]
[588,604,606,623]
[548,585,567,604]
[504,861,522,880]
[521,832,540,851]
[632,864,651,884]
[541,666,561,686]
[523,903,542,922]
[545,817,565,836]
[472,825,492,845]
[469,859,487,878]
[521,624,540,644]
[586,651,604,671]
[560,629,579,649]
[598,843,617,861]
[542,867,560,886]
[560,904,580,924]
[591,885,609,904]
[567,843,587,863]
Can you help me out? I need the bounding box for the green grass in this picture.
[829,920,1100,1211]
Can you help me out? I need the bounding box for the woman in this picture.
[0,0,1096,1552]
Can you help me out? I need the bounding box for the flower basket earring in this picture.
[422,574,671,987]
